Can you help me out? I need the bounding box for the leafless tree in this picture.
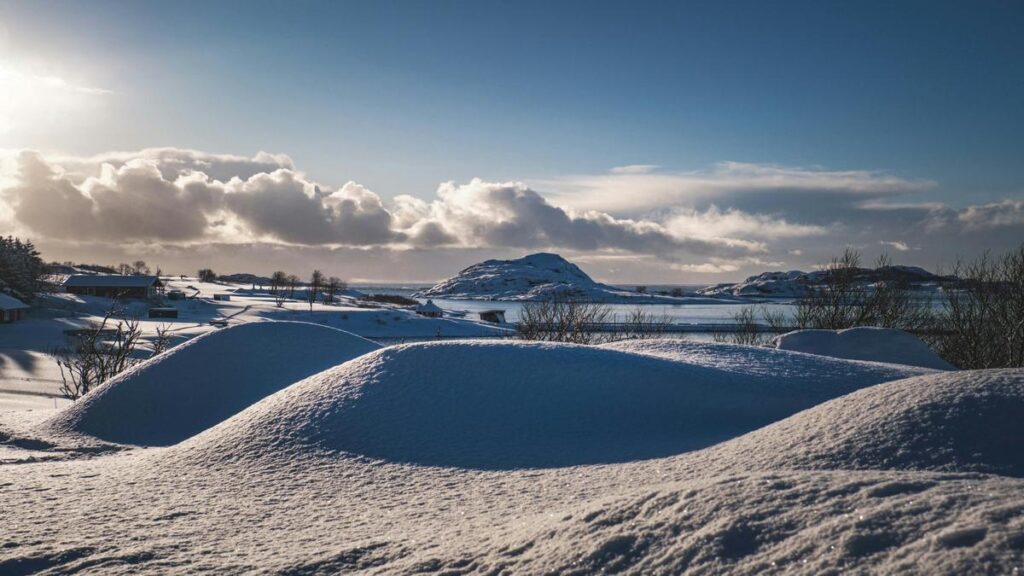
[925,244,1024,368]
[615,306,672,340]
[324,276,346,304]
[270,270,288,295]
[517,295,612,345]
[793,250,929,332]
[55,307,142,400]
[308,269,324,311]
[287,274,299,299]
[197,268,217,282]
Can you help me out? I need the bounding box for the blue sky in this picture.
[1,1,1022,281]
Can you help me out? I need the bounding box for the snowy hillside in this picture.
[697,265,951,298]
[416,252,702,302]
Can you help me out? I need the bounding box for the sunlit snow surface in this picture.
[2,328,1023,574]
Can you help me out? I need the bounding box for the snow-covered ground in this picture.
[772,327,955,370]
[0,277,510,409]
[2,322,1021,574]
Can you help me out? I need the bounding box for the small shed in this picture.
[415,299,443,318]
[213,293,232,301]
[478,309,507,324]
[148,307,179,319]
[64,275,164,299]
[0,294,29,323]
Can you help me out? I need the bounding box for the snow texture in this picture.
[1,334,1022,574]
[705,369,1024,477]
[773,327,955,370]
[41,321,380,446]
[169,340,928,470]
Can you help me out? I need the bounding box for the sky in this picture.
[0,0,1022,283]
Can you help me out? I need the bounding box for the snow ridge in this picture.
[42,321,380,446]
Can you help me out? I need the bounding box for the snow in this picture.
[0,277,508,408]
[41,321,380,446]
[772,327,955,370]
[703,368,1024,477]
[600,337,930,383]
[168,340,927,470]
[0,330,1020,573]
[416,252,711,303]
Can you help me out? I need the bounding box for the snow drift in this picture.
[708,368,1024,477]
[772,327,954,370]
[43,321,380,446]
[426,469,1024,574]
[173,340,929,469]
[601,338,932,384]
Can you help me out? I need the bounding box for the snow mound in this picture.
[42,321,380,446]
[601,339,932,384]
[427,470,1024,574]
[173,340,926,469]
[709,369,1024,477]
[772,327,954,370]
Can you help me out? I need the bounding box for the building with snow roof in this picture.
[0,293,29,323]
[478,309,507,324]
[63,275,164,299]
[415,299,443,318]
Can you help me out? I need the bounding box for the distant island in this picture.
[416,252,955,303]
[697,266,953,298]
[415,253,726,303]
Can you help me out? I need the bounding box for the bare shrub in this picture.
[56,308,142,400]
[517,295,611,345]
[713,304,792,346]
[616,306,672,340]
[794,249,930,332]
[927,244,1024,368]
[152,323,174,356]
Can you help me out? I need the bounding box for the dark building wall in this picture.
[66,286,151,299]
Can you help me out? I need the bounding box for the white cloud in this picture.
[540,161,934,213]
[665,205,828,241]
[0,150,766,259]
[609,164,659,175]
[3,148,1022,281]
[879,240,912,252]
[956,200,1024,230]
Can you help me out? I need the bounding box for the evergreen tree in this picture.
[0,236,44,300]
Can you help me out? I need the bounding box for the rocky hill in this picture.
[416,252,690,302]
[697,265,951,299]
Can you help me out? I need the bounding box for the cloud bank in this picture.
[1,148,1021,280]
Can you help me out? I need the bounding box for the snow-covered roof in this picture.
[63,275,163,288]
[0,293,29,310]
